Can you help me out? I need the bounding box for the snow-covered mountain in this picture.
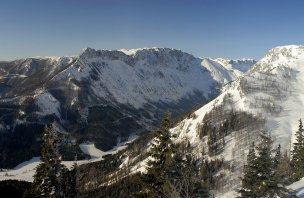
[169,45,304,196]
[0,47,254,168]
[201,58,256,84]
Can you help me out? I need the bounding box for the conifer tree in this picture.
[273,144,281,170]
[254,130,277,197]
[238,131,288,197]
[291,119,304,181]
[169,143,209,198]
[144,112,174,197]
[274,151,292,185]
[238,142,258,198]
[30,123,65,198]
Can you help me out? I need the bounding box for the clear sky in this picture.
[0,0,304,60]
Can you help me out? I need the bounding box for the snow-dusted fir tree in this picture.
[254,131,277,197]
[238,142,258,197]
[144,112,175,197]
[30,123,65,198]
[238,131,288,198]
[273,144,281,170]
[291,119,304,181]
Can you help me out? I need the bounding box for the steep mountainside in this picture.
[203,58,256,84]
[170,45,304,196]
[0,47,254,168]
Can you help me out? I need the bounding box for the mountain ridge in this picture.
[169,44,304,196]
[0,47,255,168]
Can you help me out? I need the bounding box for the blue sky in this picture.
[0,0,304,60]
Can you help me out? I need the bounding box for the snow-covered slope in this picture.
[0,47,254,168]
[201,58,256,85]
[55,47,219,109]
[168,45,304,196]
[215,58,256,73]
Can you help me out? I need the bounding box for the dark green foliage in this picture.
[143,112,175,197]
[0,123,44,168]
[200,158,226,193]
[291,119,304,181]
[60,161,78,198]
[30,123,66,198]
[273,144,281,170]
[254,131,277,197]
[68,161,78,198]
[238,142,258,198]
[238,131,289,198]
[142,113,210,197]
[0,180,31,198]
[169,143,209,198]
[274,151,292,186]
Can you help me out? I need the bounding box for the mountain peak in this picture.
[118,47,166,56]
[118,47,181,56]
[266,44,304,58]
[80,47,98,57]
[250,44,304,72]
[211,57,257,73]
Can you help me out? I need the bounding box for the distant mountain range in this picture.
[0,47,255,168]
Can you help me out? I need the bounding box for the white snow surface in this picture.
[169,45,304,197]
[174,44,304,153]
[203,58,256,84]
[35,92,61,118]
[288,177,304,197]
[215,58,256,73]
[52,47,254,109]
[0,137,137,182]
[54,48,218,109]
[119,47,157,56]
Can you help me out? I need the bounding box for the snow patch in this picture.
[0,136,138,182]
[288,178,304,197]
[35,92,61,118]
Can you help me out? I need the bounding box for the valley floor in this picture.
[0,141,131,182]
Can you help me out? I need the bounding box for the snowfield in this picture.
[0,137,136,182]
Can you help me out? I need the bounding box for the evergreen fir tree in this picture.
[291,119,304,181]
[144,112,174,197]
[238,142,258,198]
[274,151,292,185]
[30,123,65,198]
[238,131,288,197]
[273,144,281,170]
[254,130,276,197]
[170,144,209,198]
